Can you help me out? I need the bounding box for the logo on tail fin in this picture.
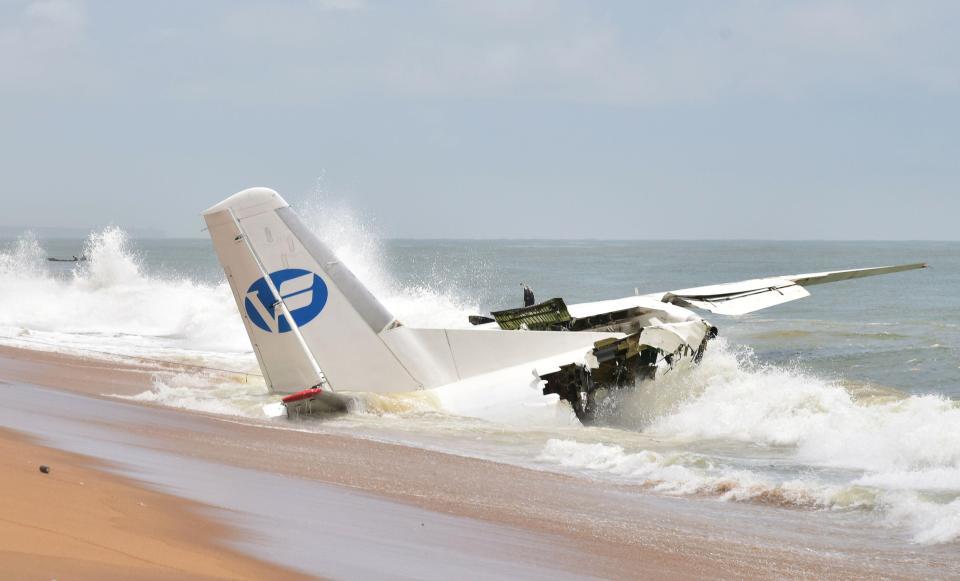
[244,269,328,333]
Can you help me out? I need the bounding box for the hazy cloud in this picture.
[0,0,94,92]
[1,1,957,239]
[148,0,958,106]
[5,1,957,105]
[311,0,366,11]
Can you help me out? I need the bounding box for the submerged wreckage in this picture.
[204,188,926,423]
[471,297,718,420]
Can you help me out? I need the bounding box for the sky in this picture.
[1,0,958,239]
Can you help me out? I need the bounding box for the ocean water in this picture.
[1,210,958,547]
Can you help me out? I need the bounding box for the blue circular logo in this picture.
[244,268,328,333]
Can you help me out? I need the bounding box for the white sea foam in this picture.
[536,436,960,544]
[297,195,479,328]
[0,206,478,360]
[0,227,252,358]
[2,217,959,545]
[638,343,960,475]
[883,493,960,545]
[122,373,270,417]
[531,344,960,543]
[537,438,873,508]
[0,209,479,418]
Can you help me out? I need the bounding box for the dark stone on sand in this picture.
[39,465,50,474]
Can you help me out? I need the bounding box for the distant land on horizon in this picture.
[0,225,167,239]
[1,226,956,243]
[0,225,960,244]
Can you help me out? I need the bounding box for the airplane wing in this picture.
[658,263,927,316]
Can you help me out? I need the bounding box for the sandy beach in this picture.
[0,345,957,579]
[0,427,304,580]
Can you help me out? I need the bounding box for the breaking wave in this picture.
[1,212,958,546]
[0,206,480,373]
[296,196,478,329]
[536,344,960,544]
[0,228,254,364]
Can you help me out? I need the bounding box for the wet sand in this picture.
[0,427,304,580]
[1,345,958,579]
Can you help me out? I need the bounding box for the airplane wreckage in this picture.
[204,188,926,423]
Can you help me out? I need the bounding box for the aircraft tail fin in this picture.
[202,188,421,394]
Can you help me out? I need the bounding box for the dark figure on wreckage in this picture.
[522,283,535,307]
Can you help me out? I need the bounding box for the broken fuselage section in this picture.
[470,297,718,423]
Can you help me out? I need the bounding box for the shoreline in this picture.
[0,426,305,580]
[0,344,957,578]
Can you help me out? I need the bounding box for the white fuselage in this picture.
[408,296,713,422]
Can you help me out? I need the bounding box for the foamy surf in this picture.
[0,220,481,418]
[532,344,960,544]
[0,228,255,362]
[0,215,479,366]
[535,437,960,544]
[1,223,958,546]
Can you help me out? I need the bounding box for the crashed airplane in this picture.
[203,188,926,423]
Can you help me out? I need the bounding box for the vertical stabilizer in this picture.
[203,188,421,394]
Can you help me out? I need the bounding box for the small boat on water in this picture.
[47,255,87,262]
